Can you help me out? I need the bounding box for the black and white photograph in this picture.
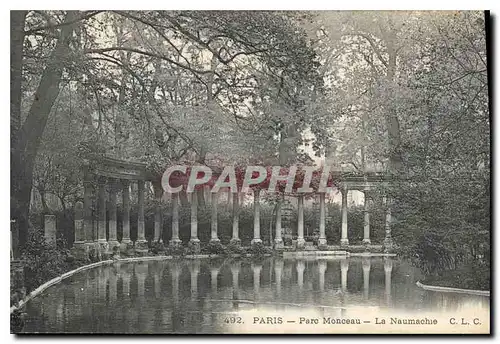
[9,8,491,334]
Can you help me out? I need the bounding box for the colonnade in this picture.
[71,175,393,254]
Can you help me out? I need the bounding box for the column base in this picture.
[383,237,394,252]
[251,238,263,246]
[229,238,241,246]
[169,238,182,247]
[362,238,371,245]
[135,240,149,255]
[188,239,201,253]
[340,239,349,247]
[274,238,284,250]
[120,240,134,254]
[209,238,221,244]
[108,240,120,252]
[317,237,327,249]
[296,238,306,249]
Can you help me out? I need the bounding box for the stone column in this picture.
[383,196,394,251]
[210,192,220,243]
[251,189,262,246]
[44,214,56,247]
[340,186,349,247]
[340,259,349,293]
[154,201,162,244]
[296,260,305,289]
[274,200,284,249]
[362,190,371,246]
[170,193,181,246]
[230,192,240,246]
[136,180,147,249]
[362,258,371,300]
[121,180,132,252]
[97,177,107,245]
[189,192,200,251]
[297,195,305,248]
[384,257,393,305]
[108,179,119,251]
[318,260,326,291]
[83,173,94,248]
[318,193,327,248]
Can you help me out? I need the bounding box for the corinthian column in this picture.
[274,200,284,249]
[362,190,371,246]
[120,180,132,252]
[170,193,181,246]
[189,192,200,252]
[136,180,147,249]
[108,179,119,251]
[230,192,240,246]
[210,192,220,243]
[251,189,262,246]
[318,193,327,248]
[340,186,349,247]
[297,195,305,249]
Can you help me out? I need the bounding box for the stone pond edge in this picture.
[11,251,398,314]
[415,280,490,297]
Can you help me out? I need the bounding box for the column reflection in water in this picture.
[109,267,117,303]
[252,263,262,303]
[97,267,107,302]
[136,263,147,299]
[121,264,131,298]
[274,259,283,297]
[384,257,393,306]
[340,259,349,293]
[296,260,305,290]
[362,258,371,300]
[171,262,181,308]
[318,260,327,292]
[154,265,161,300]
[189,261,200,301]
[208,266,217,295]
[231,261,241,310]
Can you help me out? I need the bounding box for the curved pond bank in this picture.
[18,257,490,334]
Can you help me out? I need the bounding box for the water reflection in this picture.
[21,257,490,334]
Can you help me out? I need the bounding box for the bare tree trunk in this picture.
[11,11,78,255]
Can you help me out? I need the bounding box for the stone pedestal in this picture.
[188,239,201,253]
[44,214,56,247]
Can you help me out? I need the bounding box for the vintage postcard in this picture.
[10,9,490,334]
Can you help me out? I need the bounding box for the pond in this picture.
[20,257,490,334]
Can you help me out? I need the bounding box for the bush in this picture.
[202,241,227,255]
[248,242,272,257]
[20,227,87,293]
